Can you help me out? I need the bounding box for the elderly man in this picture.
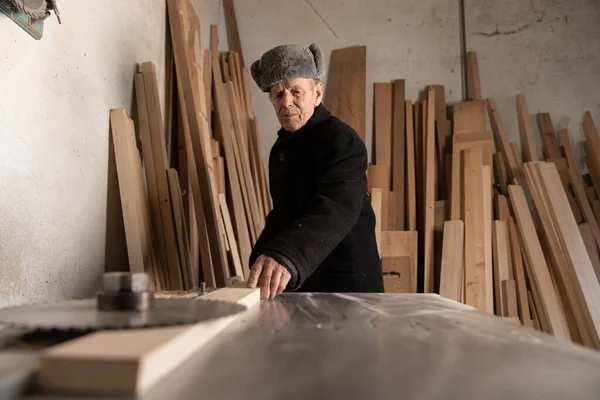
[247,43,383,299]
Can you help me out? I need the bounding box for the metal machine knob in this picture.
[97,272,154,312]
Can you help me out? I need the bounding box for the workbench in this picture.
[2,293,600,399]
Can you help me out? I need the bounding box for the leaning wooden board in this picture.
[38,288,260,394]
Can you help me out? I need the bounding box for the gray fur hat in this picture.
[251,43,325,92]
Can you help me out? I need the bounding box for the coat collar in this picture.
[276,104,331,139]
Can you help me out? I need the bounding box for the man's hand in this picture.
[247,255,291,299]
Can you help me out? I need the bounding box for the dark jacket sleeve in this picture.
[259,124,368,288]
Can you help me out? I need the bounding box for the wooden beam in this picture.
[382,257,414,293]
[392,80,405,230]
[379,231,418,293]
[439,220,464,302]
[493,220,511,316]
[38,288,260,394]
[371,188,382,253]
[560,129,581,176]
[483,165,494,314]
[222,0,244,66]
[501,279,519,318]
[579,223,600,283]
[167,169,193,289]
[516,94,539,162]
[374,83,393,169]
[326,46,366,143]
[453,100,486,135]
[568,168,600,251]
[487,98,521,183]
[368,165,390,231]
[219,194,245,279]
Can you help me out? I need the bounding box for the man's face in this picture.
[269,78,323,132]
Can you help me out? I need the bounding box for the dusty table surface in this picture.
[2,293,600,399]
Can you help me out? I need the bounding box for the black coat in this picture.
[249,104,383,293]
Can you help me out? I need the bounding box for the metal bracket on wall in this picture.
[0,0,60,40]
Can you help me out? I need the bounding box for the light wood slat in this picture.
[569,168,600,252]
[463,148,487,311]
[374,83,393,169]
[38,288,260,394]
[167,169,193,290]
[560,129,581,176]
[536,113,562,160]
[501,279,519,317]
[437,120,452,199]
[406,101,417,231]
[326,46,366,143]
[467,51,482,100]
[511,142,524,174]
[141,63,183,290]
[579,223,600,283]
[226,81,264,241]
[168,0,229,287]
[110,109,154,279]
[223,0,244,65]
[392,80,405,230]
[251,118,271,214]
[487,98,521,183]
[423,87,436,293]
[495,194,510,221]
[516,94,539,162]
[453,100,486,135]
[508,216,534,327]
[368,165,390,231]
[219,194,245,279]
[537,162,600,349]
[528,290,542,331]
[439,220,464,302]
[493,220,511,316]
[382,257,413,293]
[509,184,570,339]
[134,75,168,288]
[210,24,218,56]
[483,165,494,314]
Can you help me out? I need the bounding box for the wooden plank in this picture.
[326,46,366,143]
[251,118,271,214]
[141,63,183,290]
[368,165,390,231]
[406,101,417,231]
[536,113,562,160]
[569,168,600,252]
[482,165,494,314]
[439,220,464,302]
[392,80,405,230]
[212,50,253,266]
[501,279,519,317]
[511,142,524,173]
[466,51,482,100]
[516,94,539,162]
[450,131,493,219]
[463,148,487,311]
[226,81,264,241]
[508,216,534,327]
[528,291,542,331]
[110,109,153,278]
[537,163,600,348]
[167,169,193,290]
[210,24,218,56]
[560,129,581,176]
[168,0,229,287]
[223,0,244,65]
[423,88,436,293]
[582,111,600,157]
[382,257,414,293]
[495,194,511,221]
[508,184,571,340]
[431,84,446,121]
[379,231,418,293]
[585,141,600,200]
[453,100,486,135]
[374,83,393,169]
[487,98,521,183]
[437,120,452,199]
[38,288,260,394]
[579,223,600,283]
[218,194,245,279]
[493,220,511,315]
[371,188,382,253]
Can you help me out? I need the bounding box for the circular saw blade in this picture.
[0,297,246,331]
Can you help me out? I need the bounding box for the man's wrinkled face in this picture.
[269,78,323,132]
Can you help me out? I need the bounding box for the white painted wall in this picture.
[466,0,600,169]
[0,0,228,307]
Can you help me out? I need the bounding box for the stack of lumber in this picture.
[110,0,269,291]
[366,50,600,349]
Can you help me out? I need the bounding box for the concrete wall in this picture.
[0,0,228,307]
[466,0,600,168]
[236,0,600,171]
